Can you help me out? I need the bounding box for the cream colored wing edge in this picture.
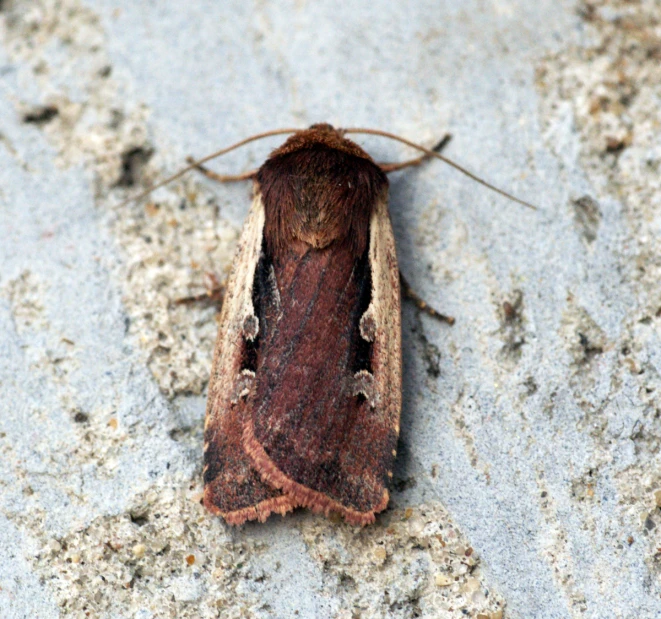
[363,195,402,437]
[205,193,265,429]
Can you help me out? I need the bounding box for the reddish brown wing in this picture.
[243,196,402,525]
[203,196,297,524]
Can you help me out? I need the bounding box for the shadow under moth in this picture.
[125,123,533,526]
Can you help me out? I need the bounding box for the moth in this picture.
[205,124,411,526]
[124,123,532,526]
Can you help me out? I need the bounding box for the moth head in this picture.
[308,122,338,133]
[257,127,388,258]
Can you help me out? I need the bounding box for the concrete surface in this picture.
[1,0,660,617]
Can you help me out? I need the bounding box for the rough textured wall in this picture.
[1,1,660,617]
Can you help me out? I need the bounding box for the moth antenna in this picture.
[343,128,537,210]
[116,128,299,208]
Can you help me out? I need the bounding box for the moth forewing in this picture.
[203,194,297,524]
[205,194,264,407]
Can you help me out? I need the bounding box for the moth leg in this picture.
[186,157,257,183]
[400,272,454,325]
[174,272,226,307]
[379,133,452,173]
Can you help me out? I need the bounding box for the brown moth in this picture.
[203,125,402,525]
[121,123,533,526]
